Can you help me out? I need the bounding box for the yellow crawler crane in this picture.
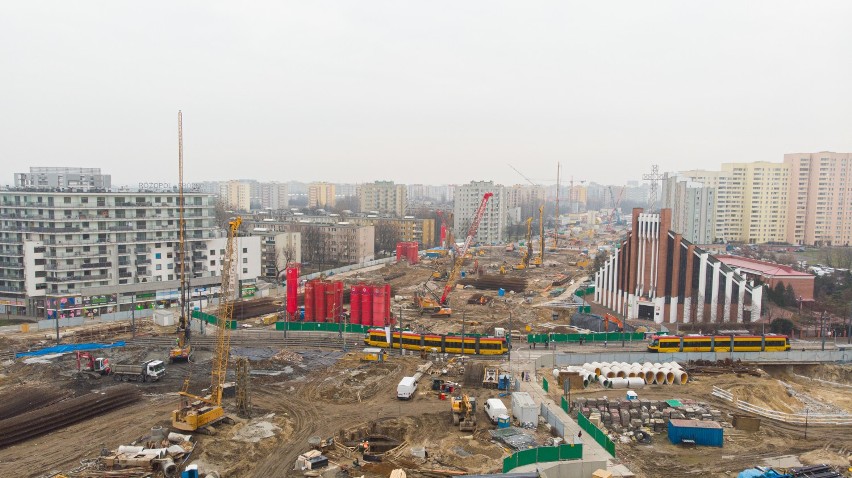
[171,217,241,432]
[515,217,533,270]
[531,205,544,267]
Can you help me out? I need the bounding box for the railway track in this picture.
[0,385,141,448]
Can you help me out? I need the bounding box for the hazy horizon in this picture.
[2,1,850,187]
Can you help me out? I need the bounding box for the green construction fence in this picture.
[527,332,645,343]
[502,443,583,473]
[191,310,237,329]
[577,411,616,457]
[574,286,595,297]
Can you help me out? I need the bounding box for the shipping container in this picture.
[511,392,538,425]
[667,419,723,447]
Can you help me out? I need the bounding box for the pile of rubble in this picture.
[574,397,726,434]
[272,349,304,363]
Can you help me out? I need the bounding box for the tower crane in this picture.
[170,111,192,362]
[531,205,544,267]
[438,193,493,310]
[171,216,241,432]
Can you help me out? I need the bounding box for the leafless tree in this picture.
[302,226,331,271]
[374,222,401,257]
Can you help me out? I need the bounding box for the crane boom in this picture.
[171,216,241,431]
[170,111,192,362]
[440,193,492,304]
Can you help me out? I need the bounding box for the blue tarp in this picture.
[15,341,126,358]
[737,469,789,478]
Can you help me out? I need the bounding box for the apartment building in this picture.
[219,180,251,211]
[250,228,301,279]
[0,186,260,317]
[246,214,434,249]
[682,162,789,244]
[308,182,336,208]
[15,167,111,191]
[245,220,373,265]
[358,181,408,216]
[660,175,716,244]
[454,181,506,245]
[259,182,289,211]
[785,152,852,246]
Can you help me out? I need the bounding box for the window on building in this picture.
[156,264,162,270]
[155,253,161,259]
[243,268,248,274]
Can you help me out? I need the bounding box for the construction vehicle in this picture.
[111,360,166,382]
[431,269,449,281]
[515,217,533,270]
[438,193,493,314]
[451,394,477,431]
[530,205,544,267]
[171,216,241,432]
[170,111,192,363]
[603,313,624,332]
[416,284,449,317]
[505,243,515,252]
[76,351,110,377]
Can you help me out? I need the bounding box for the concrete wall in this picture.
[548,350,851,366]
[35,308,154,330]
[538,459,608,478]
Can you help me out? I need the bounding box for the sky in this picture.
[1,1,851,188]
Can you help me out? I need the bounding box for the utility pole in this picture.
[820,310,827,351]
[52,299,59,344]
[399,305,403,356]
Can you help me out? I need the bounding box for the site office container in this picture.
[667,419,723,447]
[511,392,539,425]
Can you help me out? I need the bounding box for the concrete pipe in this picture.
[654,370,666,384]
[643,362,653,368]
[674,371,689,384]
[118,446,144,454]
[653,362,663,368]
[615,368,627,379]
[168,432,192,443]
[643,370,655,383]
[160,457,176,477]
[609,378,630,389]
[552,368,561,378]
[664,371,675,385]
[627,370,638,378]
[601,367,615,379]
[668,362,682,370]
[627,377,646,388]
[597,375,610,388]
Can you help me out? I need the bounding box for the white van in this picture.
[397,376,417,400]
[484,398,508,423]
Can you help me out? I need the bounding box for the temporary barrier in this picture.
[191,310,237,329]
[577,410,616,457]
[527,332,645,343]
[274,321,372,334]
[502,443,583,473]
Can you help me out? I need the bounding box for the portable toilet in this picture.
[626,390,638,401]
[496,414,510,429]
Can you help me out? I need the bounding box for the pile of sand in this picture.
[799,448,850,467]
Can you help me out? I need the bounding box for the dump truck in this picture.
[110,360,166,382]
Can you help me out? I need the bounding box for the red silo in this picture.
[349,286,361,325]
[373,286,385,327]
[360,285,372,326]
[335,282,344,323]
[313,281,326,323]
[325,283,337,322]
[396,243,404,263]
[304,281,314,322]
[407,243,419,264]
[286,267,299,315]
[385,283,392,325]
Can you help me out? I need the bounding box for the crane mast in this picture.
[171,111,192,362]
[440,193,492,305]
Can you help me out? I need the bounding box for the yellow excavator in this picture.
[171,217,241,432]
[451,394,477,432]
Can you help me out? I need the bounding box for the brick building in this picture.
[714,255,814,303]
[593,208,763,324]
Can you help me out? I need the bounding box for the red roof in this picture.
[714,255,813,278]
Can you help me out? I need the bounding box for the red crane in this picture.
[440,193,493,305]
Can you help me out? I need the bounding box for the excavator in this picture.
[530,205,545,267]
[603,313,625,332]
[416,284,447,316]
[515,217,533,270]
[76,351,110,378]
[451,394,477,432]
[171,216,241,432]
[170,111,192,363]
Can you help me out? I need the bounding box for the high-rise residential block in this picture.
[661,175,716,244]
[453,181,506,245]
[358,181,408,216]
[259,182,289,210]
[785,152,852,246]
[308,182,336,208]
[15,167,111,191]
[682,162,789,244]
[219,180,251,211]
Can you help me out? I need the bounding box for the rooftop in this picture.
[714,255,813,278]
[669,419,721,429]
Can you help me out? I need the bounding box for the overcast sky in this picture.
[1,1,850,188]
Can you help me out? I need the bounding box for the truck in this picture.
[483,398,508,424]
[397,376,417,400]
[110,360,166,382]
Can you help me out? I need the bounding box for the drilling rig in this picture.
[170,111,192,363]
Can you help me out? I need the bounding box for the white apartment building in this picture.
[682,162,789,244]
[453,181,506,245]
[785,152,852,246]
[358,181,408,217]
[15,167,111,191]
[0,186,260,317]
[259,182,289,211]
[219,180,251,211]
[660,175,716,244]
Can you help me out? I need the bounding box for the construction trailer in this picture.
[511,392,538,425]
[667,419,723,447]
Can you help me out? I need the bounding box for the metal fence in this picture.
[712,386,852,425]
[539,402,565,437]
[191,310,237,329]
[528,332,645,343]
[502,443,583,473]
[554,349,851,365]
[577,411,616,457]
[275,321,372,334]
